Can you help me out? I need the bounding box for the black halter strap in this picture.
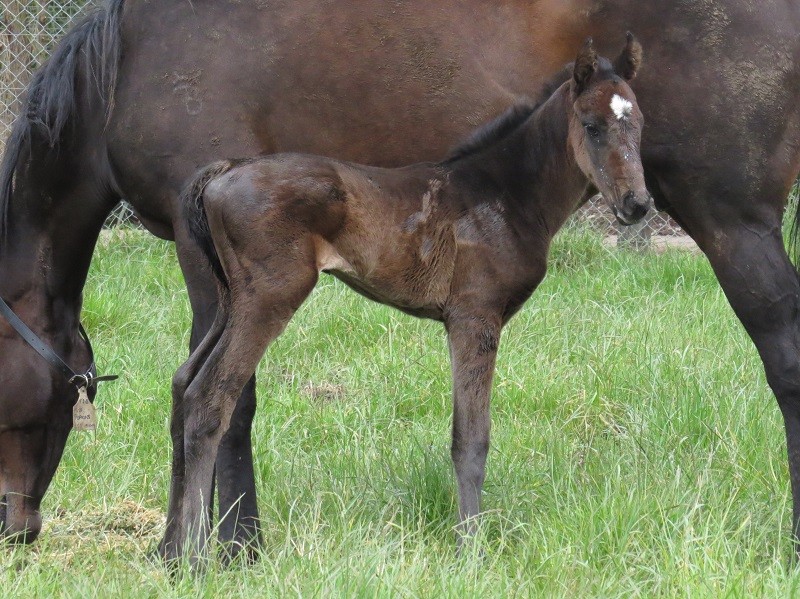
[0,296,118,391]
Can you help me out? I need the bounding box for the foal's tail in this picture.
[181,160,235,288]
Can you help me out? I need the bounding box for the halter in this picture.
[0,296,118,394]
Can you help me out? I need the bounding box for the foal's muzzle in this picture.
[613,190,652,226]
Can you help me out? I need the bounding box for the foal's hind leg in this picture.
[445,311,502,550]
[179,249,318,562]
[159,285,229,562]
[167,224,264,563]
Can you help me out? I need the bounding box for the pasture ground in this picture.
[2,226,799,597]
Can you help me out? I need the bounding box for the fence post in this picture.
[617,218,651,251]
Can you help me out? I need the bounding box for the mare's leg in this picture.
[445,311,502,548]
[179,245,319,562]
[692,215,800,554]
[216,378,261,562]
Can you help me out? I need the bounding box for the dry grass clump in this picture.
[36,500,164,565]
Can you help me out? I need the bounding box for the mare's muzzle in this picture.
[0,492,43,544]
[613,190,652,226]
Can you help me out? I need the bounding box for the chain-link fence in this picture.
[1,0,89,148]
[0,0,681,242]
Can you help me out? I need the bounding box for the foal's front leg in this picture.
[445,311,502,548]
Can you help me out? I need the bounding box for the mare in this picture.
[168,39,650,560]
[1,0,799,562]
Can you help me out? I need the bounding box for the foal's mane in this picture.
[442,64,573,164]
[0,0,124,244]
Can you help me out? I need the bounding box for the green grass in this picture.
[3,226,798,597]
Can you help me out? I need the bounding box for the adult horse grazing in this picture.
[169,39,650,560]
[1,0,799,562]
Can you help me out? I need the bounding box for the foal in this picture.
[168,36,651,560]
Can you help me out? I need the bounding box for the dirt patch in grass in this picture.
[301,381,346,404]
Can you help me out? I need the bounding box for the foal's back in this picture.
[202,154,461,317]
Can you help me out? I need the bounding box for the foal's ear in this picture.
[573,38,597,95]
[613,31,643,81]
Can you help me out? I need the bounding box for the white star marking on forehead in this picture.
[610,94,633,121]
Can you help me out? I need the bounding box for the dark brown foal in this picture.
[169,36,651,561]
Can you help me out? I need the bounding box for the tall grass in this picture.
[3,227,799,597]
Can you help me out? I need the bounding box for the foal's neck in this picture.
[448,86,588,236]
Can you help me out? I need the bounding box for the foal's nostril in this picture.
[622,190,635,205]
[632,199,650,220]
[612,191,650,226]
[624,191,651,220]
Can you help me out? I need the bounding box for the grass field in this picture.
[3,226,799,597]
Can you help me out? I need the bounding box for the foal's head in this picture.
[568,34,651,225]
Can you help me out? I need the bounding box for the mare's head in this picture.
[0,4,122,544]
[568,34,651,225]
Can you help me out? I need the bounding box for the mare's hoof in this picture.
[151,538,183,570]
[219,530,263,568]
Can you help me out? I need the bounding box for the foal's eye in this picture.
[584,124,601,138]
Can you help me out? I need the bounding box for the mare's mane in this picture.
[0,0,124,244]
[442,64,573,165]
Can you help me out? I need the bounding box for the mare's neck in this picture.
[0,163,108,327]
[448,86,588,237]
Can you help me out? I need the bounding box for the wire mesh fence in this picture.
[0,0,681,241]
[1,0,89,146]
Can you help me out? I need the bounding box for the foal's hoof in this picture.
[455,540,486,562]
[454,517,488,561]
[455,533,486,561]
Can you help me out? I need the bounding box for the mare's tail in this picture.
[181,161,235,288]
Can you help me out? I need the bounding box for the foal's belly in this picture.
[315,229,455,319]
[326,270,447,321]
